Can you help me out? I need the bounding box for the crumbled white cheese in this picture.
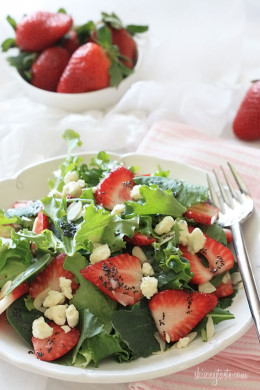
[130,185,143,201]
[231,271,242,285]
[206,316,215,340]
[187,228,206,253]
[65,304,79,328]
[33,287,51,312]
[154,216,174,235]
[32,316,53,339]
[176,336,190,348]
[140,276,158,299]
[132,246,147,263]
[175,332,197,348]
[92,186,97,194]
[142,262,154,276]
[48,189,62,198]
[198,282,216,294]
[59,277,73,299]
[61,325,71,333]
[78,179,86,188]
[43,290,66,308]
[89,243,111,264]
[177,220,190,246]
[0,280,12,300]
[67,201,83,222]
[44,304,68,326]
[64,171,79,184]
[62,181,83,198]
[221,271,231,284]
[111,204,126,216]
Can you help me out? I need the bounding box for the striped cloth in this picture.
[129,120,260,390]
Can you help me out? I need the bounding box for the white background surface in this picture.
[0,0,260,389]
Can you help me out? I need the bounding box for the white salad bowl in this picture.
[0,152,258,384]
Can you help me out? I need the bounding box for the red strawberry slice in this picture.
[94,166,134,210]
[29,253,79,299]
[32,322,80,361]
[184,202,219,225]
[124,232,157,246]
[16,11,73,52]
[33,210,50,234]
[0,281,29,315]
[179,245,213,284]
[148,289,217,342]
[80,253,143,306]
[214,272,234,298]
[200,235,234,276]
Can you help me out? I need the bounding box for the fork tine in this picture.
[220,165,239,205]
[227,162,250,195]
[207,174,222,210]
[213,169,232,208]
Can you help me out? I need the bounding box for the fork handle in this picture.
[231,221,260,341]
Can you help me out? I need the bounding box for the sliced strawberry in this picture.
[0,281,29,315]
[33,210,50,234]
[29,253,79,299]
[223,228,233,244]
[200,235,234,276]
[94,166,134,210]
[32,322,80,361]
[214,272,234,298]
[179,245,213,284]
[80,253,143,306]
[184,202,219,225]
[124,232,157,246]
[148,289,217,342]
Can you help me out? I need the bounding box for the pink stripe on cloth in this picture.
[129,121,260,390]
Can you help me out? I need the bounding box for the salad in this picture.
[0,130,241,367]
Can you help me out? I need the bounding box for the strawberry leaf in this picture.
[101,12,123,30]
[1,38,16,52]
[7,51,37,82]
[6,15,17,31]
[109,60,124,87]
[96,24,112,47]
[126,24,149,35]
[76,21,95,45]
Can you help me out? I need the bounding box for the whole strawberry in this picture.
[31,46,70,91]
[61,30,80,54]
[16,11,73,52]
[96,12,148,70]
[233,81,260,141]
[57,42,110,93]
[109,27,137,69]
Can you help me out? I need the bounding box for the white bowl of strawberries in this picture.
[2,10,148,112]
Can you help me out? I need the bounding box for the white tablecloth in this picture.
[0,0,260,389]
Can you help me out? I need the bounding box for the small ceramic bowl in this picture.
[9,41,144,112]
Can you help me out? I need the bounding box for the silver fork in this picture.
[207,162,260,341]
